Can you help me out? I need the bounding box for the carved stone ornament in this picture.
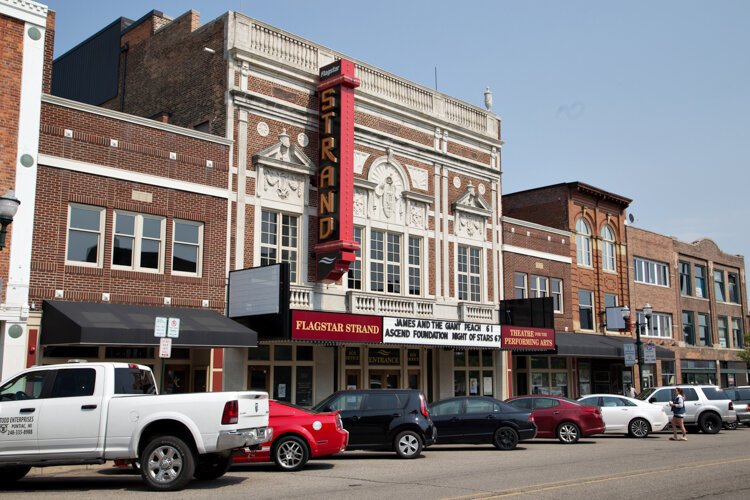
[406,165,428,191]
[264,168,303,200]
[452,181,492,240]
[369,154,406,223]
[409,204,426,228]
[456,212,484,239]
[354,189,367,217]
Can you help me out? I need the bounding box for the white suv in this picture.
[636,385,735,434]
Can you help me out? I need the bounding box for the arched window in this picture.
[576,218,592,267]
[601,225,616,271]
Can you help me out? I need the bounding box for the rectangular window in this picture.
[530,275,549,298]
[679,261,692,296]
[633,257,669,286]
[694,265,706,298]
[698,313,711,346]
[407,236,421,296]
[638,311,672,338]
[458,246,481,302]
[714,270,726,302]
[386,233,401,293]
[370,231,384,292]
[728,273,740,304]
[718,316,729,348]
[261,211,299,282]
[514,272,527,299]
[112,211,164,272]
[551,279,563,313]
[348,227,363,290]
[370,230,401,294]
[682,311,695,345]
[172,220,203,276]
[732,318,743,349]
[578,290,594,330]
[67,204,105,266]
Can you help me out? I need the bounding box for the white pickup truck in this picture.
[0,362,271,491]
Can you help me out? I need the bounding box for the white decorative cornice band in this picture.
[0,0,47,26]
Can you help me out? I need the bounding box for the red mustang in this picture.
[233,400,348,471]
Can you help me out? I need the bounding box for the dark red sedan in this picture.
[505,395,605,444]
[233,400,348,471]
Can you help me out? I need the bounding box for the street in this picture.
[3,427,750,499]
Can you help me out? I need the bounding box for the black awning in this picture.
[41,300,258,348]
[555,332,674,360]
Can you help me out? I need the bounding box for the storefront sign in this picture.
[500,325,555,351]
[383,317,502,349]
[291,311,382,343]
[345,347,360,365]
[368,348,401,365]
[315,59,360,283]
[643,343,657,364]
[624,343,636,366]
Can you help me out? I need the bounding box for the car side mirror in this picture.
[648,398,656,404]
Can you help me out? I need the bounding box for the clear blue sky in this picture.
[45,1,750,272]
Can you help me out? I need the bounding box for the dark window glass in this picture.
[275,345,293,361]
[106,347,155,359]
[694,265,706,298]
[682,311,695,345]
[508,398,532,410]
[579,290,594,330]
[679,261,692,296]
[295,366,313,406]
[430,400,462,416]
[364,393,401,410]
[50,368,96,398]
[348,227,363,290]
[728,273,740,303]
[296,346,314,361]
[534,398,560,409]
[702,388,730,401]
[274,365,292,402]
[248,344,270,360]
[0,370,49,400]
[714,270,726,302]
[682,387,699,401]
[114,368,156,394]
[43,346,99,358]
[698,313,711,346]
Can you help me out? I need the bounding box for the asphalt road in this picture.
[3,427,750,499]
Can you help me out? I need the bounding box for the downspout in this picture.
[119,42,129,112]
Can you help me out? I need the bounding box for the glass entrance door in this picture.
[368,370,400,389]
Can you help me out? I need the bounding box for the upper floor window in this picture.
[112,211,164,272]
[407,236,422,296]
[601,225,616,272]
[698,313,711,347]
[370,230,401,293]
[639,311,672,339]
[718,316,729,348]
[551,278,563,313]
[732,318,743,349]
[728,273,740,304]
[714,270,726,302]
[261,210,298,283]
[575,218,592,267]
[66,204,105,267]
[530,275,549,298]
[348,227,363,290]
[578,289,594,330]
[679,261,692,296]
[682,311,695,345]
[458,245,481,302]
[514,272,527,299]
[694,265,707,298]
[172,220,203,276]
[633,257,669,287]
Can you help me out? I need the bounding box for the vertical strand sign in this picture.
[315,59,360,283]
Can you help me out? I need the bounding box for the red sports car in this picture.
[505,395,605,444]
[233,400,348,471]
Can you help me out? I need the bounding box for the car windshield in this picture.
[311,393,338,412]
[635,388,658,401]
[275,400,319,413]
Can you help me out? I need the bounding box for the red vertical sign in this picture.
[315,59,360,283]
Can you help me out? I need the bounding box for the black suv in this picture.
[312,389,436,458]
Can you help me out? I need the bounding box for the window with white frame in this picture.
[551,278,563,313]
[260,210,299,283]
[370,230,401,293]
[514,272,527,299]
[112,211,164,272]
[458,245,481,302]
[638,311,672,338]
[601,225,616,271]
[633,257,669,286]
[66,204,105,266]
[172,220,203,276]
[348,226,363,290]
[578,289,594,330]
[576,218,592,267]
[530,275,549,298]
[407,236,422,296]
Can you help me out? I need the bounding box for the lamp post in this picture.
[622,303,652,391]
[0,189,20,251]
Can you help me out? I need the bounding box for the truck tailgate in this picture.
[237,391,269,429]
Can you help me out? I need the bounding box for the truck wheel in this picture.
[194,453,232,480]
[394,430,423,458]
[273,436,309,471]
[0,465,31,484]
[699,413,721,434]
[140,435,196,491]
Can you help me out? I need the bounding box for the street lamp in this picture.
[622,303,653,391]
[0,189,20,250]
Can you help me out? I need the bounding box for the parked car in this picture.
[577,394,669,438]
[429,396,536,450]
[721,386,750,429]
[312,389,436,458]
[233,400,348,471]
[0,362,270,491]
[505,395,605,444]
[636,385,735,434]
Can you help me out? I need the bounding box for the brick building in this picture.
[47,9,504,402]
[0,0,49,380]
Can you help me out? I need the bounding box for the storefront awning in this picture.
[555,332,675,359]
[41,300,258,348]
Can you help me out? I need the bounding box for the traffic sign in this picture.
[154,317,167,337]
[167,317,180,338]
[159,337,172,358]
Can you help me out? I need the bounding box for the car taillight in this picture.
[729,401,734,411]
[582,406,600,414]
[420,395,429,418]
[746,404,750,412]
[528,414,535,424]
[335,412,343,431]
[222,400,239,425]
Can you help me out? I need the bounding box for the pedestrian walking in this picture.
[669,387,687,441]
[625,384,636,398]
